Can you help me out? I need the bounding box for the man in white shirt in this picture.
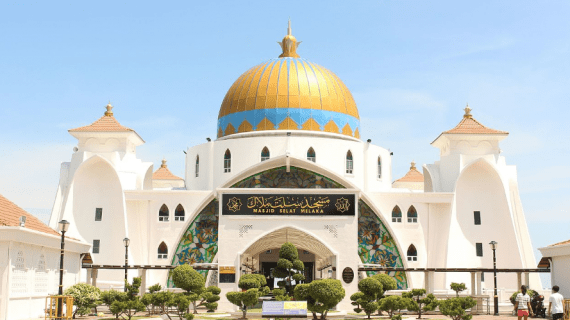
[548,285,564,320]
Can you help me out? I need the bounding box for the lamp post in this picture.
[57,220,70,320]
[489,241,499,316]
[123,237,130,292]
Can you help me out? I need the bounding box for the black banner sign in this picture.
[222,194,355,216]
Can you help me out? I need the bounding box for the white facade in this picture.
[47,106,542,311]
[0,227,90,320]
[539,241,570,298]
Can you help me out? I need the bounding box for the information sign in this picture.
[262,301,308,318]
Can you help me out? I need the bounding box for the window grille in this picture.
[346,151,353,174]
[261,147,270,161]
[476,243,483,257]
[474,211,481,225]
[392,206,402,223]
[158,242,168,259]
[159,204,169,222]
[195,155,199,177]
[175,204,185,221]
[93,240,100,254]
[224,149,231,173]
[407,206,418,223]
[307,147,316,162]
[11,250,27,295]
[95,208,102,221]
[378,157,382,178]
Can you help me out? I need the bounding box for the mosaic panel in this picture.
[231,166,345,189]
[358,200,408,289]
[169,200,218,287]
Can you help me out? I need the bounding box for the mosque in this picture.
[48,23,540,310]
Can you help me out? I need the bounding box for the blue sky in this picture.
[1,1,568,287]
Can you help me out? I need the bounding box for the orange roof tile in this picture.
[152,159,183,180]
[395,161,424,183]
[69,103,134,133]
[549,239,570,247]
[443,106,508,135]
[0,193,60,236]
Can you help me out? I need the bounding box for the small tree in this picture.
[273,242,305,296]
[171,265,206,314]
[199,286,221,312]
[450,283,467,297]
[226,273,270,319]
[148,283,162,293]
[109,278,146,320]
[167,293,195,320]
[350,277,384,319]
[379,295,412,318]
[294,279,346,320]
[101,290,123,319]
[350,292,365,313]
[403,289,438,319]
[64,283,101,318]
[439,297,477,320]
[372,273,398,315]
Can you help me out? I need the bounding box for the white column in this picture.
[139,269,147,295]
[517,272,522,290]
[425,271,431,293]
[471,272,476,295]
[476,272,482,295]
[524,272,530,287]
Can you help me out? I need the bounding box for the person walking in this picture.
[548,285,564,320]
[516,285,534,320]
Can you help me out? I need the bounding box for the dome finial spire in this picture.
[105,101,114,116]
[464,103,472,119]
[278,20,301,58]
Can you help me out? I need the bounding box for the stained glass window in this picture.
[392,206,402,223]
[307,147,316,162]
[158,242,168,259]
[407,244,417,261]
[407,206,417,223]
[261,147,270,161]
[224,149,231,173]
[346,150,353,174]
[175,204,185,221]
[159,204,169,222]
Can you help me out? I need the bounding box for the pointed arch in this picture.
[195,155,200,177]
[158,242,168,259]
[407,244,417,261]
[377,156,382,179]
[407,205,417,223]
[261,146,270,161]
[224,149,231,173]
[346,150,353,174]
[307,147,316,162]
[175,204,185,222]
[392,205,402,223]
[159,204,169,222]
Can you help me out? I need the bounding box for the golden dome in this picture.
[217,22,360,139]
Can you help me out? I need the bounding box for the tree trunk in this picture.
[242,306,247,319]
[193,301,198,314]
[321,310,328,320]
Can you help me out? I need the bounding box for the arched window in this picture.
[159,204,169,222]
[195,155,199,177]
[346,150,353,174]
[392,206,402,223]
[307,147,316,162]
[377,157,382,179]
[407,206,418,223]
[261,147,270,161]
[175,204,185,222]
[158,242,168,259]
[407,244,417,261]
[224,149,231,173]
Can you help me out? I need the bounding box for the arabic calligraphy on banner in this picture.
[222,194,355,216]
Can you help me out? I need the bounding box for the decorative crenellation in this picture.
[239,225,253,238]
[324,224,338,238]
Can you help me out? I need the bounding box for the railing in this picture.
[564,299,570,320]
[45,295,73,320]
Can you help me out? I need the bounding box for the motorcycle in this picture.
[531,294,546,318]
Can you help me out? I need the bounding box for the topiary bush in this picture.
[350,277,384,319]
[450,283,467,297]
[64,282,101,318]
[439,297,477,320]
[294,279,345,320]
[403,289,438,319]
[273,242,305,297]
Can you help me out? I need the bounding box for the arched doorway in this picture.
[240,227,335,289]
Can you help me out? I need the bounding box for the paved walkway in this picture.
[409,314,523,320]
